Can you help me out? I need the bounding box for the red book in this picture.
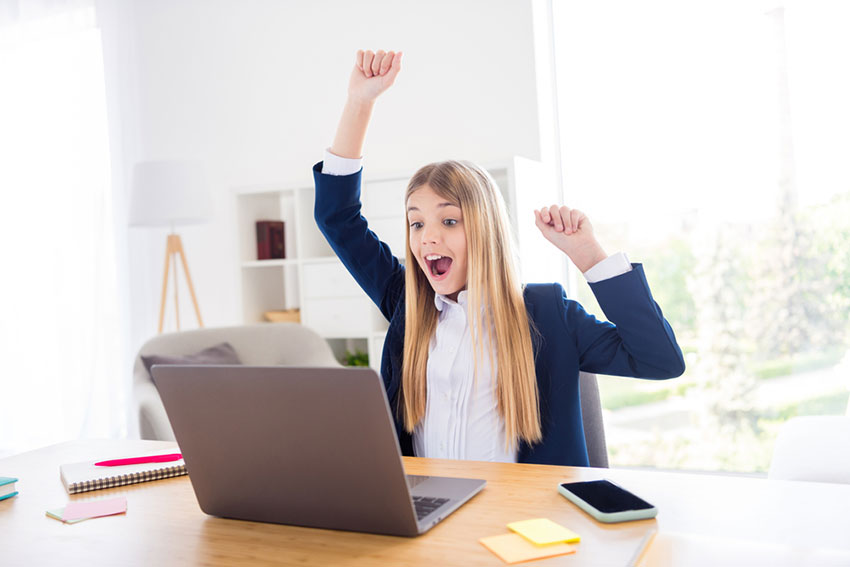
[256,221,285,260]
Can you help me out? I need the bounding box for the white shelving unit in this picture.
[234,157,563,370]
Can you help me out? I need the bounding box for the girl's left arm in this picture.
[535,204,686,379]
[562,270,686,379]
[534,204,607,272]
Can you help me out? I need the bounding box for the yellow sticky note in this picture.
[507,518,581,545]
[480,533,576,564]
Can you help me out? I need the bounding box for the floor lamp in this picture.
[130,160,212,333]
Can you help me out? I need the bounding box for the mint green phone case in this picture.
[558,482,658,523]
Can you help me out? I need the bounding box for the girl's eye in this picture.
[410,221,423,230]
[443,219,457,226]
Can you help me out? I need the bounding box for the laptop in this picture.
[151,365,486,536]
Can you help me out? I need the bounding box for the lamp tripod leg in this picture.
[172,239,180,331]
[157,236,174,334]
[174,235,204,328]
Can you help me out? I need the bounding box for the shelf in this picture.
[300,256,346,265]
[232,182,309,196]
[321,333,370,340]
[242,259,298,268]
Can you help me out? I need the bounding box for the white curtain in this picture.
[0,0,126,455]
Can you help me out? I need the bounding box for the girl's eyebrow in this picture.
[406,202,460,212]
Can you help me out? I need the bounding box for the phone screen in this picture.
[560,480,653,513]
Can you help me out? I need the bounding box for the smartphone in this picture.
[558,480,657,523]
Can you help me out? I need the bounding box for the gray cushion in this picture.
[141,342,242,376]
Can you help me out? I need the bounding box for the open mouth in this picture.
[425,254,453,280]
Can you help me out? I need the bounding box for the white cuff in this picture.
[322,148,363,176]
[583,252,632,283]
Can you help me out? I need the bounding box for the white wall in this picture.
[104,0,546,357]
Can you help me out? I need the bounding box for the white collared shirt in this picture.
[412,290,516,462]
[321,150,632,461]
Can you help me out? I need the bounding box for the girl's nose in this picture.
[421,226,439,245]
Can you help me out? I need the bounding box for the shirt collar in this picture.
[433,289,468,312]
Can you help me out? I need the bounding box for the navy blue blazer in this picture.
[313,162,685,466]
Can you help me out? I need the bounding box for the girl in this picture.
[313,50,685,466]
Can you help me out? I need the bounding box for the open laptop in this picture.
[151,365,486,536]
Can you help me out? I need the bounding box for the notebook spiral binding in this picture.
[67,464,188,494]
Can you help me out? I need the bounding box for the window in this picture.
[552,0,850,472]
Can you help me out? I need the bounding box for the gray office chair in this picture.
[579,371,609,468]
[133,324,609,467]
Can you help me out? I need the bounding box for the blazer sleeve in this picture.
[312,162,405,320]
[560,264,686,379]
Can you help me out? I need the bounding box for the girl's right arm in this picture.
[313,50,405,320]
[330,50,402,159]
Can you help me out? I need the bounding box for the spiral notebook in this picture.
[60,447,186,494]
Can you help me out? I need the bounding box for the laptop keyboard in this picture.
[412,496,450,520]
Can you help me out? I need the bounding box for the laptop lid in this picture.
[151,365,476,536]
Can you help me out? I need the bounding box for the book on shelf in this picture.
[256,220,285,260]
[0,476,18,501]
[60,447,186,494]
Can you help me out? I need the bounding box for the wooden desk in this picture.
[1,439,849,566]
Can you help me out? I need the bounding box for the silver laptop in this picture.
[151,365,486,536]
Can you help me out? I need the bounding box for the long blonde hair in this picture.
[401,161,542,449]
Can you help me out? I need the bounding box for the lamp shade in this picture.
[129,160,213,227]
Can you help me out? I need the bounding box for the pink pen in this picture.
[95,453,182,467]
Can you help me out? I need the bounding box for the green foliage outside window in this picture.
[578,192,850,473]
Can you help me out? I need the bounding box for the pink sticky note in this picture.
[62,497,127,522]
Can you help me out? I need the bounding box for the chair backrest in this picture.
[134,323,340,440]
[768,416,850,484]
[579,372,609,468]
